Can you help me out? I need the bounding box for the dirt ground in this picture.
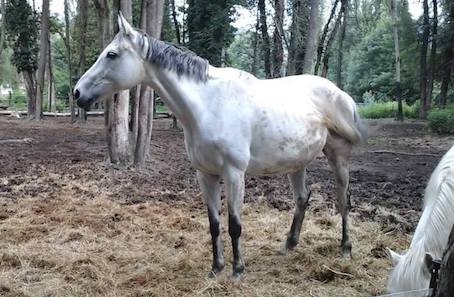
[0,117,453,297]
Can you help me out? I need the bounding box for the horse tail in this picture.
[323,91,367,145]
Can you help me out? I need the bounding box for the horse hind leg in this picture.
[323,134,353,258]
[281,169,312,254]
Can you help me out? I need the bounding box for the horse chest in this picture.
[183,132,225,174]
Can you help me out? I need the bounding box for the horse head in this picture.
[74,13,145,111]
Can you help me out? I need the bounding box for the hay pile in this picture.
[0,171,410,297]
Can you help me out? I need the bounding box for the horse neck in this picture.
[389,239,428,292]
[143,64,206,130]
[411,159,454,258]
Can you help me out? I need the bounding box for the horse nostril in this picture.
[74,89,80,100]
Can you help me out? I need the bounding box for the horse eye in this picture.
[106,51,118,59]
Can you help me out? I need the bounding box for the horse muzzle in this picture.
[74,89,95,111]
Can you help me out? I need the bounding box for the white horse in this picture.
[74,14,366,279]
[388,145,454,295]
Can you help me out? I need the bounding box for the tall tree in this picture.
[272,0,284,78]
[187,0,237,66]
[420,0,430,118]
[169,0,181,44]
[63,0,76,122]
[391,0,402,120]
[0,0,5,58]
[287,0,320,75]
[427,0,438,104]
[46,34,55,112]
[258,0,272,78]
[35,0,50,119]
[314,0,339,76]
[93,0,131,165]
[252,10,260,76]
[321,1,343,78]
[133,0,165,167]
[109,0,133,165]
[5,0,39,117]
[336,0,348,88]
[287,0,309,75]
[76,0,88,122]
[303,0,320,74]
[439,0,454,106]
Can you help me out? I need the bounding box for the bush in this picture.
[358,101,419,119]
[11,89,27,109]
[55,99,66,112]
[427,105,454,134]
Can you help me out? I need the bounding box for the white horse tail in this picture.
[321,91,367,145]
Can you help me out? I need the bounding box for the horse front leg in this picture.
[224,168,245,279]
[196,170,224,277]
[281,169,311,254]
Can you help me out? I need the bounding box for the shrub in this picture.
[10,89,27,109]
[358,101,419,119]
[427,105,454,134]
[55,99,66,112]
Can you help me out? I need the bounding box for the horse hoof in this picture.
[280,237,298,255]
[208,270,217,278]
[208,263,224,278]
[278,244,288,255]
[341,242,352,258]
[231,272,242,282]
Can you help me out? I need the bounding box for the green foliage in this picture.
[187,0,239,66]
[358,101,420,119]
[161,0,177,43]
[227,30,265,78]
[427,106,454,134]
[341,0,419,103]
[55,99,67,112]
[4,0,39,73]
[6,89,28,109]
[0,48,18,86]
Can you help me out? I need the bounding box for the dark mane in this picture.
[136,30,209,82]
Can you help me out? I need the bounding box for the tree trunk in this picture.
[438,1,453,107]
[419,0,430,118]
[251,10,259,76]
[64,0,76,122]
[272,0,284,78]
[258,0,272,78]
[169,0,181,44]
[427,0,438,105]
[436,225,454,297]
[336,0,348,88]
[47,35,55,112]
[391,0,402,121]
[93,0,112,49]
[287,0,310,75]
[23,71,36,117]
[35,0,50,120]
[321,1,343,78]
[133,0,165,168]
[181,0,187,44]
[77,0,88,122]
[109,0,132,165]
[439,67,452,107]
[0,0,5,58]
[314,0,339,75]
[303,0,320,74]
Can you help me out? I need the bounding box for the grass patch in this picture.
[359,101,419,119]
[427,105,454,134]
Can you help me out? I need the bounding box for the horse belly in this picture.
[247,122,328,176]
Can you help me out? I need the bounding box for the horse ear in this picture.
[118,11,134,36]
[387,248,403,265]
